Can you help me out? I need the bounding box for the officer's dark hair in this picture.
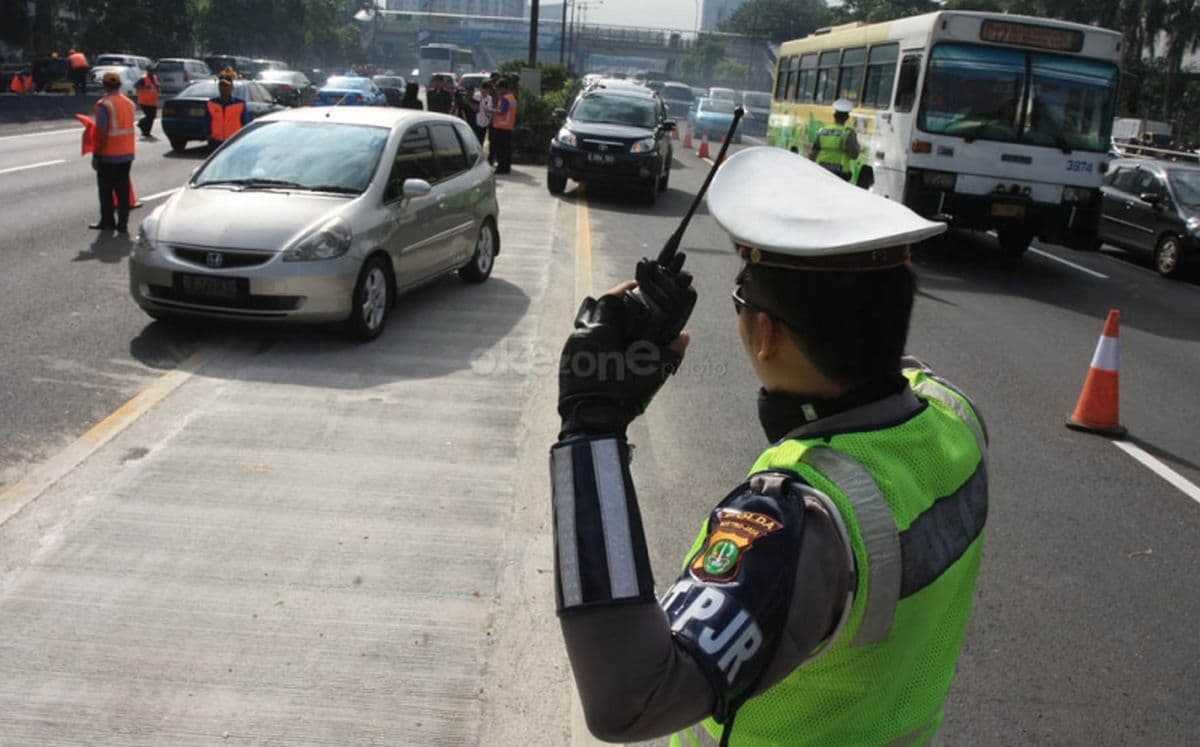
[740,262,915,386]
[833,111,849,124]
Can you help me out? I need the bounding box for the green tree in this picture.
[717,0,830,44]
[78,0,194,60]
[679,35,726,82]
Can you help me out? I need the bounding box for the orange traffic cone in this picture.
[1066,309,1126,437]
[697,132,710,159]
[113,179,141,209]
[683,125,693,149]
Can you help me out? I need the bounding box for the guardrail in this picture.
[1112,142,1200,163]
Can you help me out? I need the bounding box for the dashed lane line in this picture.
[140,187,179,202]
[0,159,66,176]
[1029,246,1110,279]
[0,127,79,142]
[1113,440,1200,509]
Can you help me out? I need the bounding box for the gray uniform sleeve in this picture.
[845,129,861,159]
[558,495,852,742]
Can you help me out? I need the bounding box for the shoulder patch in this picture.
[691,509,784,582]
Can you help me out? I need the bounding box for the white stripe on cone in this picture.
[1089,334,1119,372]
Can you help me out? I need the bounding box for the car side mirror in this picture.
[553,107,567,121]
[1139,191,1161,206]
[663,120,677,131]
[402,178,432,199]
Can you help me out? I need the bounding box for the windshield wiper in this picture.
[960,120,995,144]
[1053,134,1073,155]
[196,178,304,190]
[300,184,362,195]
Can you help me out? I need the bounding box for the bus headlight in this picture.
[1062,186,1097,205]
[921,169,956,191]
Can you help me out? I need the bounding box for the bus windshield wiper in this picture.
[960,120,994,144]
[1053,134,1073,154]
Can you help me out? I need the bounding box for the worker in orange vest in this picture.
[490,78,517,174]
[9,66,34,94]
[67,48,89,95]
[134,67,160,138]
[89,71,137,233]
[205,76,250,150]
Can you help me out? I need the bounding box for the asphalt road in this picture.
[2,117,1199,745]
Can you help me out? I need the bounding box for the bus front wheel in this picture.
[997,229,1032,257]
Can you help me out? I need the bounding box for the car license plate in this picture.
[992,203,1025,218]
[587,153,615,165]
[188,106,206,117]
[177,273,241,301]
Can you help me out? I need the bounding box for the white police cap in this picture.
[706,147,947,270]
[833,98,854,114]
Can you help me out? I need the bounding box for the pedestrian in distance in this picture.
[425,74,453,114]
[134,66,161,139]
[550,147,988,746]
[206,75,250,151]
[474,81,494,147]
[9,65,34,94]
[399,81,423,110]
[490,78,516,174]
[67,47,89,95]
[89,71,137,234]
[810,98,861,182]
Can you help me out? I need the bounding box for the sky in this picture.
[552,0,703,32]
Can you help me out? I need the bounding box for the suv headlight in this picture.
[556,128,578,147]
[630,137,656,154]
[282,217,352,261]
[1187,216,1200,233]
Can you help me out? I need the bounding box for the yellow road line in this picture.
[574,191,593,300]
[0,351,205,527]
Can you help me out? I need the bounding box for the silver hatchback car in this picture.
[130,107,499,340]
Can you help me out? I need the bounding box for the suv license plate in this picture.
[992,203,1024,218]
[178,273,241,301]
[587,153,615,165]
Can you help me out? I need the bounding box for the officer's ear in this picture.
[752,312,783,363]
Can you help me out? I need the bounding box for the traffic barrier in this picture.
[1066,308,1126,437]
[682,125,693,149]
[697,132,709,159]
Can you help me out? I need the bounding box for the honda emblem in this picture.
[206,252,224,268]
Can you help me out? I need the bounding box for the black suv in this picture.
[1099,158,1200,278]
[547,85,674,204]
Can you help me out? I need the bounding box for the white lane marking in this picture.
[1029,247,1109,279]
[0,159,66,175]
[1113,441,1200,508]
[141,187,179,202]
[0,127,79,142]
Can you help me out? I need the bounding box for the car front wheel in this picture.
[547,172,567,195]
[460,218,498,283]
[1155,234,1184,277]
[345,254,392,341]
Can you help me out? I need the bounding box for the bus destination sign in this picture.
[979,20,1084,52]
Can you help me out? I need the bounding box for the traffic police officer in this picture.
[809,98,860,181]
[550,148,988,746]
[206,74,250,150]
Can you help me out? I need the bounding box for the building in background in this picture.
[700,0,750,32]
[387,0,524,16]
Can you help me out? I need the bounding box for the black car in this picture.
[547,85,674,204]
[256,69,317,107]
[372,75,407,107]
[161,79,283,152]
[1099,158,1200,277]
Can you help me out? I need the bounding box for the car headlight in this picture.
[282,217,352,261]
[1187,216,1200,233]
[556,128,578,147]
[630,137,656,154]
[134,229,155,254]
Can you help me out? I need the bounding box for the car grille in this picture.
[579,138,631,154]
[146,284,302,313]
[170,246,275,270]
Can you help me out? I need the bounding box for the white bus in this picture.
[768,12,1122,255]
[417,43,476,85]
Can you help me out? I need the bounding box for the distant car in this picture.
[315,76,387,106]
[130,107,499,340]
[204,54,254,76]
[372,75,407,106]
[708,87,737,102]
[249,58,288,76]
[658,81,694,122]
[257,70,317,107]
[690,86,706,100]
[157,58,214,95]
[547,84,674,204]
[585,77,646,93]
[89,65,140,97]
[457,73,488,91]
[94,53,151,71]
[740,90,772,136]
[691,97,741,143]
[160,79,283,152]
[1098,158,1200,277]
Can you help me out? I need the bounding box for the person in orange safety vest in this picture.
[9,66,34,94]
[89,71,137,233]
[489,78,517,175]
[67,48,89,95]
[206,76,250,149]
[134,68,160,138]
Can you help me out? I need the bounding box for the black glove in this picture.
[557,255,696,439]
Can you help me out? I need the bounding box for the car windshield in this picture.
[157,61,183,72]
[743,92,771,109]
[919,43,1117,153]
[193,121,389,194]
[572,93,657,128]
[323,76,370,91]
[1169,170,1200,206]
[374,77,404,87]
[179,81,251,99]
[259,71,296,82]
[661,85,693,102]
[701,99,736,114]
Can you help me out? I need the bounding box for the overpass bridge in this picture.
[365,9,773,88]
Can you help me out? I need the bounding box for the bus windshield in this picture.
[918,43,1117,153]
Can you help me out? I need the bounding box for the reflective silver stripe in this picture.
[550,444,582,608]
[899,463,987,598]
[673,724,719,747]
[911,378,987,454]
[802,447,901,646]
[108,127,136,136]
[800,488,856,662]
[591,438,639,599]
